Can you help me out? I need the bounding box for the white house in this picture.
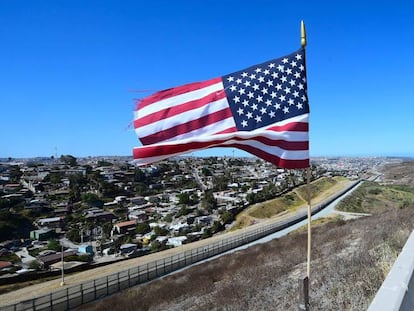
[167,236,187,247]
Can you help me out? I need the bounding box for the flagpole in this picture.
[300,20,312,278]
[301,20,311,279]
[298,20,311,311]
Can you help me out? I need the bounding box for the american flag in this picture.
[133,48,309,169]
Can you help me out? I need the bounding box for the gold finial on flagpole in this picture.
[301,20,307,48]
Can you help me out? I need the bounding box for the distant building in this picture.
[120,243,137,255]
[38,250,77,268]
[78,244,94,256]
[30,228,55,241]
[37,217,62,229]
[0,261,13,270]
[167,236,187,247]
[113,220,137,235]
[85,208,117,223]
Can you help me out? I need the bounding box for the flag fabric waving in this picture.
[133,48,309,169]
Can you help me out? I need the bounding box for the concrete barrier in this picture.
[368,230,414,311]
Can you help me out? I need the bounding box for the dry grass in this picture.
[77,203,414,311]
[295,176,347,201]
[381,161,414,184]
[248,192,303,218]
[337,181,414,213]
[233,177,350,229]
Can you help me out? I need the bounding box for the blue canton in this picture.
[222,49,309,131]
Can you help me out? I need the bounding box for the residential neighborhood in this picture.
[0,155,392,282]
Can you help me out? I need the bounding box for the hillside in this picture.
[232,176,350,229]
[77,166,414,311]
[381,160,414,184]
[78,202,414,311]
[336,181,414,213]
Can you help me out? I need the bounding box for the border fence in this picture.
[1,180,360,311]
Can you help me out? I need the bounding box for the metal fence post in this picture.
[137,265,140,285]
[66,288,69,310]
[94,279,97,300]
[106,276,109,295]
[117,272,120,291]
[50,292,53,311]
[80,283,84,305]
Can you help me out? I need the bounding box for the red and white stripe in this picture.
[134,77,236,145]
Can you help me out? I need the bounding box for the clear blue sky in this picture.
[1,0,413,159]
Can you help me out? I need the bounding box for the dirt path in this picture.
[0,179,354,308]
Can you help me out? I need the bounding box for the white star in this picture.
[289,79,296,86]
[241,72,248,78]
[282,58,289,64]
[236,78,242,84]
[266,80,274,87]
[290,60,297,67]
[238,88,246,95]
[297,102,303,109]
[285,68,292,75]
[237,108,244,115]
[252,103,258,111]
[233,96,240,103]
[298,83,304,90]
[271,72,278,79]
[269,63,275,68]
[295,54,302,60]
[277,64,284,72]
[258,76,265,83]
[283,106,289,114]
[253,84,260,91]
[241,120,248,127]
[302,77,307,83]
[293,90,299,98]
[269,110,276,118]
[246,111,253,119]
[260,107,267,114]
[255,68,262,73]
[256,95,263,102]
[227,76,234,82]
[284,87,291,94]
[261,87,268,95]
[270,91,277,98]
[263,69,270,75]
[275,103,281,110]
[265,99,272,106]
[242,100,249,107]
[244,80,251,87]
[281,76,287,83]
[294,72,301,78]
[301,95,307,102]
[230,85,237,92]
[299,64,305,71]
[288,98,295,106]
[250,73,256,80]
[255,115,262,122]
[247,92,254,99]
[279,95,286,102]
